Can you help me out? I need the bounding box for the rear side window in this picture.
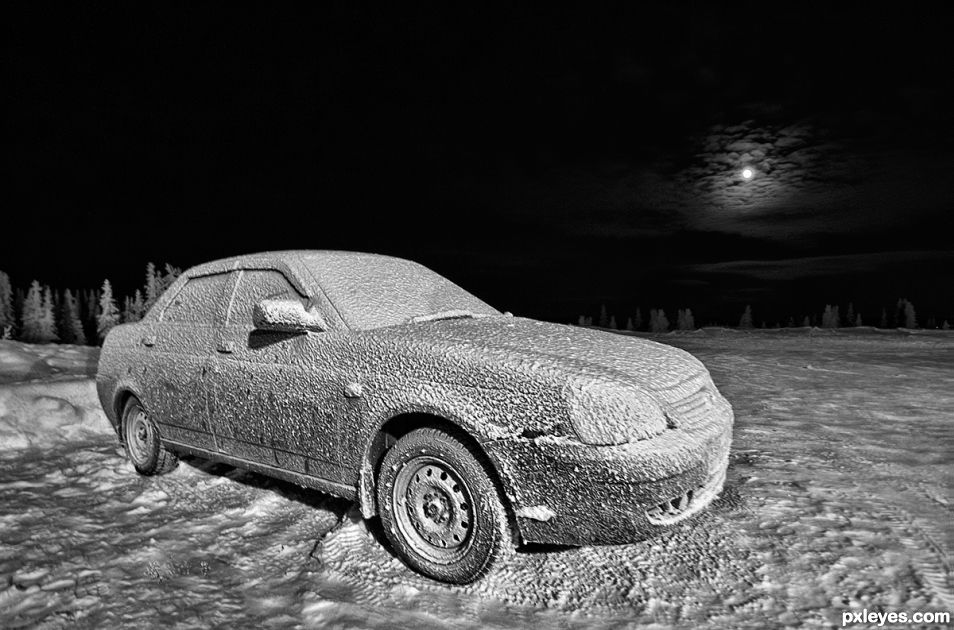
[162,273,229,324]
[227,270,305,326]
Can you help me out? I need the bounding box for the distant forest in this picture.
[579,301,950,332]
[0,266,949,347]
[0,264,180,346]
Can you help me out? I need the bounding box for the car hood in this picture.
[385,316,713,404]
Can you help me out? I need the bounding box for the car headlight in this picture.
[566,379,669,445]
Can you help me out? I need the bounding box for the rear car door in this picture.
[209,268,343,481]
[143,271,234,451]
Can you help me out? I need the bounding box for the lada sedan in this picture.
[97,250,733,583]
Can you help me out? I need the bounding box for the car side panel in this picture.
[97,322,146,431]
[209,268,352,482]
[142,320,216,449]
[140,272,234,451]
[211,330,347,481]
[332,333,570,492]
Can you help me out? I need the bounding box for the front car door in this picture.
[210,268,345,482]
[143,271,233,451]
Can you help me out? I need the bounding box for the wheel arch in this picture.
[357,410,517,537]
[112,387,143,441]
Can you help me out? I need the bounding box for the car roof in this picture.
[184,250,408,279]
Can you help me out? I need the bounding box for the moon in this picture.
[741,167,754,180]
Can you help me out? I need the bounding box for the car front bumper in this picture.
[483,399,733,546]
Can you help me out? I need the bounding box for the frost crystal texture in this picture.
[95,250,733,582]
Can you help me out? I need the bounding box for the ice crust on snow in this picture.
[1,333,953,628]
[0,342,110,451]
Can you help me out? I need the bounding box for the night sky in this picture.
[5,5,953,325]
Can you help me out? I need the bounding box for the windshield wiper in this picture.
[408,309,478,324]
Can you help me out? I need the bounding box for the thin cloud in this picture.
[682,250,954,282]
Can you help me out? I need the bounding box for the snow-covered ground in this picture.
[0,332,951,628]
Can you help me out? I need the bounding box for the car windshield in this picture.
[300,253,500,331]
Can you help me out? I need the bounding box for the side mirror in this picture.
[253,299,327,333]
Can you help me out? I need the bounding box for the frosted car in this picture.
[96,251,734,583]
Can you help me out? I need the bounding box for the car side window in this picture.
[162,273,230,324]
[228,270,306,326]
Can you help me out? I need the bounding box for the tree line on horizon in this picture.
[0,263,180,346]
[579,300,951,332]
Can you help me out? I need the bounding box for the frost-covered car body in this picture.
[97,251,733,549]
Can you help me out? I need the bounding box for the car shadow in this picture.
[359,509,581,558]
[178,453,353,516]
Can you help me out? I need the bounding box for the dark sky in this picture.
[5,4,954,325]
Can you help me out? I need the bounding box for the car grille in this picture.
[644,462,726,525]
[645,487,695,523]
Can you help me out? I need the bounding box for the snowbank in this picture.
[0,341,109,451]
[0,379,113,451]
[0,340,99,385]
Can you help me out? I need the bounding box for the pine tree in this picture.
[13,288,25,338]
[577,315,586,326]
[846,303,855,327]
[879,308,888,329]
[0,271,13,332]
[131,289,145,321]
[58,289,86,345]
[855,313,863,327]
[894,298,906,328]
[598,304,609,328]
[56,289,72,342]
[650,308,670,333]
[942,320,950,330]
[96,279,120,344]
[633,308,643,331]
[84,289,99,341]
[608,315,617,329]
[903,300,917,328]
[151,263,181,306]
[739,305,753,329]
[144,262,159,312]
[676,308,695,330]
[821,305,840,328]
[625,316,634,331]
[801,315,811,328]
[786,316,795,328]
[926,316,936,329]
[38,286,58,342]
[21,281,44,342]
[70,290,86,345]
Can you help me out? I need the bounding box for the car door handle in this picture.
[141,335,156,347]
[216,341,235,354]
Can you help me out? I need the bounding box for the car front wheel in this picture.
[121,396,178,475]
[377,427,512,584]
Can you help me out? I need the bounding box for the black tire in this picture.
[377,427,512,584]
[121,396,178,475]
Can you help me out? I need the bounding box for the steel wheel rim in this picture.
[126,408,153,465]
[392,455,475,564]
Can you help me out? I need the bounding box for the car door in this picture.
[143,271,233,451]
[209,268,345,481]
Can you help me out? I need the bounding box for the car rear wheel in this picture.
[121,396,178,475]
[377,427,512,584]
